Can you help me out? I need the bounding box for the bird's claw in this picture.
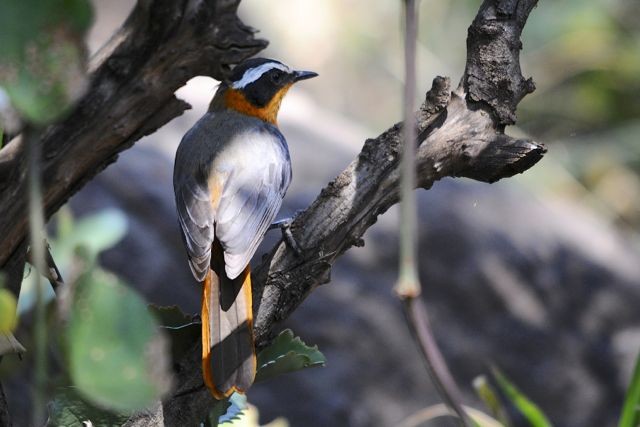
[269,216,302,256]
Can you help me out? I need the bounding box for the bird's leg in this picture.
[269,215,302,256]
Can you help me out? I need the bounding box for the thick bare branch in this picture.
[251,0,543,349]
[252,81,545,346]
[464,0,538,125]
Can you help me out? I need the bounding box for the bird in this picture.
[173,58,317,399]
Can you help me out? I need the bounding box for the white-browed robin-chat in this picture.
[173,58,317,399]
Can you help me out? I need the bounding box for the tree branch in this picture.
[464,0,538,125]
[251,81,545,346]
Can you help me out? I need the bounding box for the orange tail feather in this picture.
[201,245,256,399]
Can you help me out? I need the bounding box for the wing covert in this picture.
[215,132,291,279]
[175,174,215,282]
[174,113,291,282]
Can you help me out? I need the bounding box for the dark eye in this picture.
[271,71,283,84]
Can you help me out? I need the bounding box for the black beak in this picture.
[293,70,318,82]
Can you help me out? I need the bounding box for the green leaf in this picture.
[618,351,640,427]
[49,208,128,277]
[148,305,200,363]
[492,368,553,427]
[59,208,127,257]
[66,209,127,256]
[473,375,511,426]
[207,397,232,427]
[255,329,325,383]
[0,0,93,125]
[47,387,129,427]
[206,393,247,426]
[219,393,247,425]
[66,268,172,412]
[0,287,18,334]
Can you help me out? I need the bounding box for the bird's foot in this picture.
[269,216,302,256]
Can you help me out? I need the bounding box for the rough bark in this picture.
[251,81,544,345]
[464,0,538,125]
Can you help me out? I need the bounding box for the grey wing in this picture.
[215,141,291,279]
[175,173,215,282]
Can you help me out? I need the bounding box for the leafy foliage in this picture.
[0,287,18,334]
[47,387,129,427]
[50,207,128,276]
[618,351,640,427]
[38,212,324,424]
[66,268,172,412]
[15,208,173,418]
[18,208,128,316]
[148,304,200,363]
[0,0,92,125]
[206,393,247,427]
[204,330,324,426]
[255,329,326,383]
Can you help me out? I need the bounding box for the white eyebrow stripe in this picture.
[231,63,290,89]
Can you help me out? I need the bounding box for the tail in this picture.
[201,243,256,399]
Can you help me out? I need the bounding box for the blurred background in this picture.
[6,0,640,426]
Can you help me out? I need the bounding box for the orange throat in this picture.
[224,85,292,125]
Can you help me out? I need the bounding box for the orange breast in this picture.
[224,85,292,125]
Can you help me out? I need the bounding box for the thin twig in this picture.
[395,1,472,426]
[27,241,65,293]
[394,0,420,299]
[25,126,48,426]
[402,299,473,426]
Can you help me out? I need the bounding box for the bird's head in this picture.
[212,58,318,125]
